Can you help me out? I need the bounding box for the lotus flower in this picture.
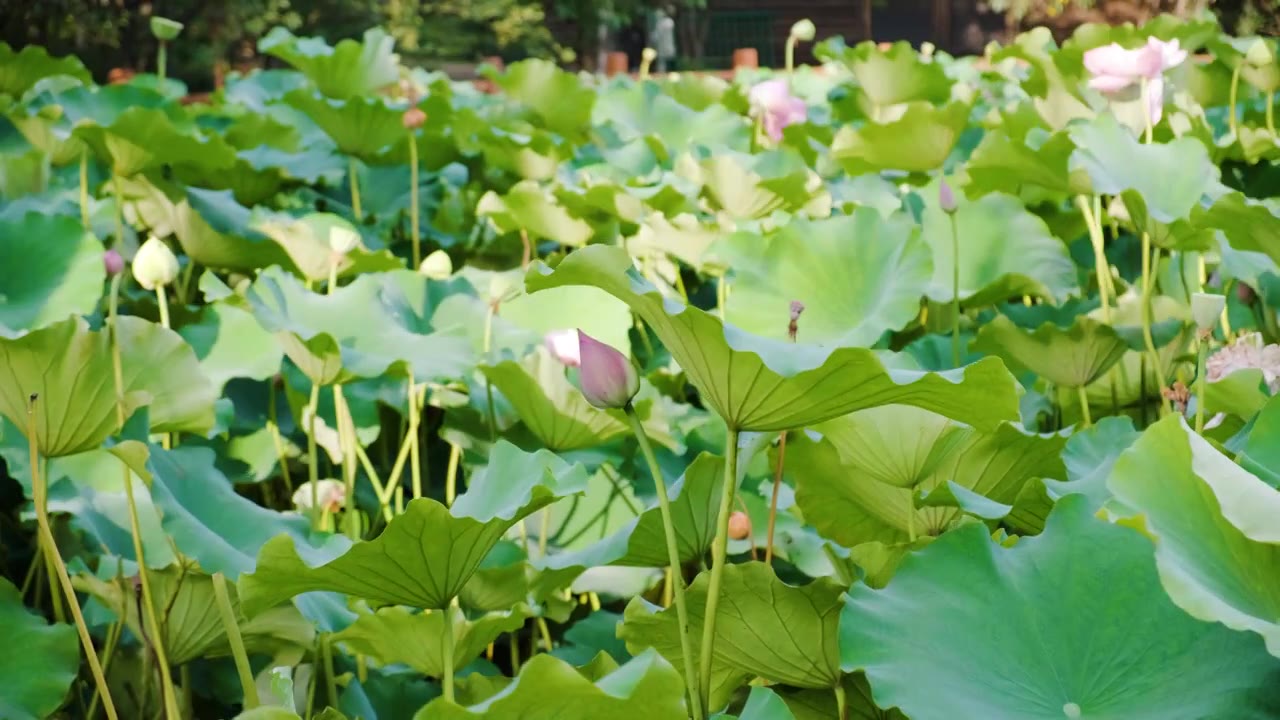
[545,329,580,367]
[748,79,807,142]
[1083,37,1187,124]
[577,330,638,409]
[1206,332,1280,392]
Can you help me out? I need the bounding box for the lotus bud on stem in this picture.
[941,179,962,367]
[767,300,804,564]
[786,19,815,73]
[640,47,657,79]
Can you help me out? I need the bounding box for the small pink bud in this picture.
[103,248,124,276]
[1237,282,1257,307]
[727,511,752,540]
[545,330,581,367]
[939,180,958,214]
[402,107,427,130]
[577,330,639,410]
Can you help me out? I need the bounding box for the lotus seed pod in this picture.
[727,511,752,540]
[150,16,184,41]
[577,330,639,409]
[418,249,453,279]
[1190,292,1226,332]
[790,19,816,42]
[132,236,179,290]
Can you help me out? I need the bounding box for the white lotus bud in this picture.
[642,48,657,63]
[329,226,359,255]
[790,19,816,42]
[1245,38,1274,68]
[418,249,453,279]
[132,236,179,290]
[1190,292,1226,332]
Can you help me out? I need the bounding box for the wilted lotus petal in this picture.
[1206,332,1280,392]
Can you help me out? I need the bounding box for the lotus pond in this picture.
[2,13,1280,720]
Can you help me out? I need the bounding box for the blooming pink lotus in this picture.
[577,330,639,410]
[748,78,807,142]
[1083,37,1188,124]
[544,329,580,367]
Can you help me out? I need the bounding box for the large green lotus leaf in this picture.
[180,302,283,394]
[417,649,686,720]
[1082,292,1191,408]
[0,42,90,97]
[0,212,103,331]
[476,180,593,247]
[1199,192,1280,268]
[735,686,797,720]
[1069,113,1219,224]
[258,27,399,99]
[828,40,952,111]
[1106,415,1280,656]
[480,348,628,451]
[493,280,633,358]
[117,316,217,435]
[840,495,1280,719]
[334,605,528,678]
[722,210,931,346]
[75,562,313,666]
[240,441,588,614]
[789,419,1067,547]
[250,211,400,282]
[0,318,147,457]
[627,214,723,276]
[973,314,1128,388]
[243,266,474,386]
[966,124,1091,197]
[1239,394,1280,487]
[805,405,970,490]
[11,83,167,164]
[284,90,420,162]
[621,563,843,704]
[920,182,1078,306]
[832,102,970,174]
[526,245,1019,432]
[0,576,78,720]
[592,82,747,151]
[1046,415,1141,511]
[543,452,723,571]
[494,59,595,139]
[771,675,906,720]
[75,106,237,176]
[695,151,824,220]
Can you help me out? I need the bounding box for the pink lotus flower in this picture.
[577,330,639,410]
[1083,37,1188,124]
[545,329,580,367]
[748,78,807,142]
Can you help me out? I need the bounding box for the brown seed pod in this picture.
[727,511,752,540]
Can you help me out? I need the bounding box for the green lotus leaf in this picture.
[525,245,1020,432]
[0,212,103,332]
[1069,113,1220,224]
[914,480,1014,520]
[542,452,722,571]
[180,301,283,394]
[75,562,313,666]
[736,686,797,720]
[498,281,633,357]
[832,101,970,174]
[75,106,237,177]
[239,441,587,614]
[243,266,474,386]
[0,42,90,98]
[818,39,952,111]
[11,83,167,164]
[920,181,1079,306]
[973,314,1128,388]
[722,210,932,346]
[495,59,595,139]
[258,27,399,100]
[966,125,1090,197]
[1083,291,1191,407]
[333,605,530,678]
[285,90,422,162]
[788,417,1066,547]
[621,562,843,708]
[0,318,147,457]
[768,675,906,720]
[477,180,593,247]
[552,611,631,666]
[0,577,78,720]
[1106,415,1280,656]
[1238,394,1280,487]
[627,214,724,276]
[1121,189,1216,252]
[417,649,686,720]
[480,348,628,451]
[840,495,1280,719]
[1047,415,1141,511]
[1199,192,1280,268]
[696,151,824,220]
[593,82,747,151]
[251,212,400,282]
[117,316,217,435]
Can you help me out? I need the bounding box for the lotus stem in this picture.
[1139,77,1155,144]
[535,616,553,652]
[1195,332,1210,433]
[520,228,532,269]
[27,398,121,720]
[835,682,848,720]
[483,302,498,441]
[306,383,321,528]
[213,572,260,709]
[1228,62,1243,140]
[442,608,456,702]
[348,156,363,221]
[1077,385,1092,427]
[321,634,339,709]
[111,174,125,246]
[785,36,797,73]
[157,40,167,82]
[408,378,423,501]
[906,493,916,543]
[333,384,358,539]
[1267,91,1276,137]
[1140,233,1164,408]
[625,404,705,720]
[764,431,787,565]
[508,631,521,675]
[267,384,293,494]
[949,212,962,367]
[87,601,125,720]
[445,442,461,507]
[699,427,740,713]
[408,132,421,267]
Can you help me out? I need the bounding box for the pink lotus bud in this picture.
[103,248,124,276]
[577,330,639,410]
[545,329,580,367]
[789,300,805,321]
[727,511,752,540]
[939,179,958,214]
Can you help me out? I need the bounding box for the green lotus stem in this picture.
[906,494,916,542]
[333,384,358,539]
[79,151,90,229]
[785,36,797,73]
[483,303,498,441]
[27,399,121,720]
[1076,196,1112,322]
[716,275,727,320]
[1267,92,1276,137]
[699,427,740,713]
[321,634,339,709]
[445,442,461,507]
[408,378,423,500]
[267,385,293,494]
[306,383,321,528]
[213,572,260,709]
[348,157,363,221]
[1228,62,1243,140]
[1195,333,1210,433]
[157,40,168,83]
[111,174,125,246]
[1077,385,1092,427]
[1139,77,1155,144]
[442,608,456,702]
[764,431,787,565]
[835,682,848,720]
[380,423,415,514]
[1140,234,1169,415]
[508,631,521,674]
[408,133,422,267]
[88,603,125,720]
[536,616,554,652]
[625,404,705,720]
[948,212,962,367]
